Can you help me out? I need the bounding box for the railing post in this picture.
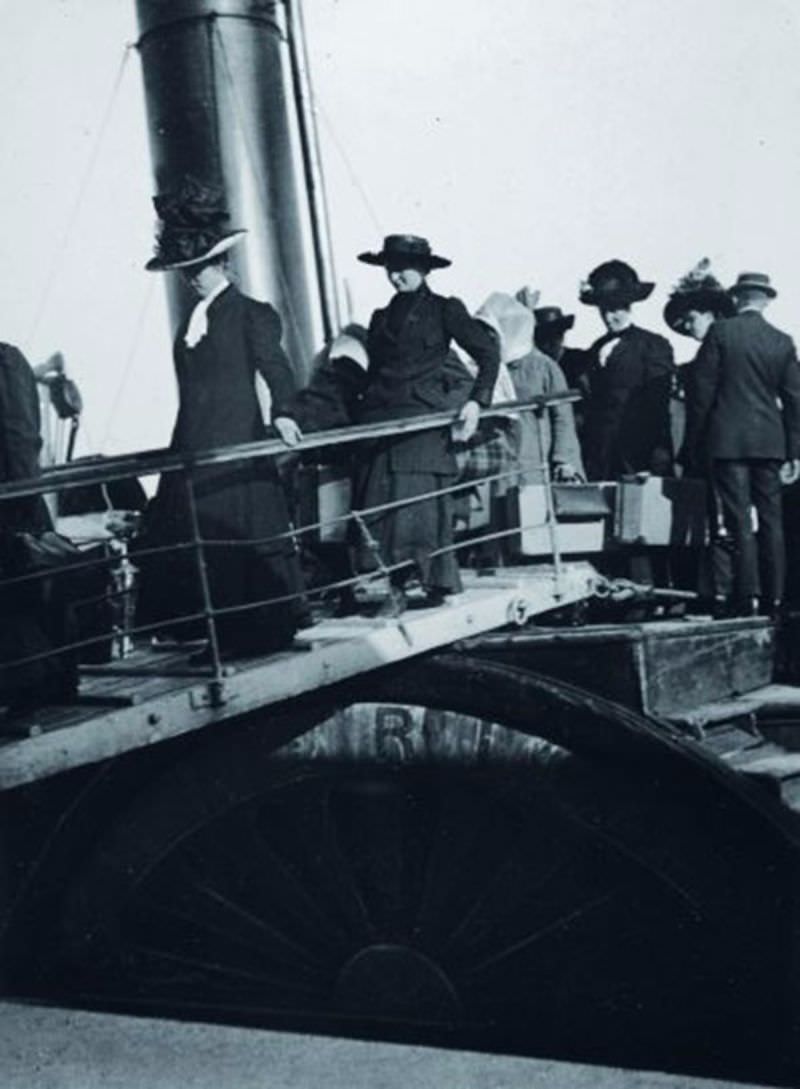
[534,406,563,599]
[183,468,225,703]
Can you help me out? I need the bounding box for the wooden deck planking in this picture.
[0,563,598,791]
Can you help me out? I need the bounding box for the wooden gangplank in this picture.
[0,562,598,792]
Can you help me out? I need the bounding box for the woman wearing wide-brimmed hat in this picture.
[136,175,305,658]
[352,234,499,610]
[578,259,675,480]
[663,259,736,343]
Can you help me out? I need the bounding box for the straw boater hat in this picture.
[663,259,735,335]
[534,305,575,335]
[146,175,246,272]
[728,271,777,299]
[357,234,451,269]
[579,259,654,308]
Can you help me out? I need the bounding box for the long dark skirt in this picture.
[135,461,303,652]
[351,443,462,594]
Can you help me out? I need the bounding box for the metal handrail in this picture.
[0,393,582,697]
[0,393,580,502]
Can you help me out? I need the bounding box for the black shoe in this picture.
[412,588,451,609]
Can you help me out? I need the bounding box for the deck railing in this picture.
[0,392,580,696]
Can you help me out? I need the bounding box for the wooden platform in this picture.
[0,563,597,793]
[468,615,775,717]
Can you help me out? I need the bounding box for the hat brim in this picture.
[664,288,736,335]
[146,229,247,272]
[580,282,654,308]
[537,315,575,334]
[728,281,777,299]
[357,250,451,269]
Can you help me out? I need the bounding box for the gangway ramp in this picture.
[0,562,598,792]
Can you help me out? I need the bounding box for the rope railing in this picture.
[0,394,581,690]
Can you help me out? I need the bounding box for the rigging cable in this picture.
[100,278,157,454]
[315,102,384,235]
[25,44,134,354]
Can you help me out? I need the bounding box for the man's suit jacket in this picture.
[581,325,675,479]
[682,311,800,464]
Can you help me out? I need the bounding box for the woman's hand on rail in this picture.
[274,416,303,447]
[553,462,584,483]
[451,399,480,443]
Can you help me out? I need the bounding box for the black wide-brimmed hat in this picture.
[534,305,575,335]
[663,259,735,335]
[728,271,777,298]
[146,175,246,272]
[579,259,654,308]
[357,234,451,269]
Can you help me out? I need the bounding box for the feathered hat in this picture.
[663,259,735,334]
[146,175,246,272]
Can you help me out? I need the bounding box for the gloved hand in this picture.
[451,399,481,443]
[553,462,584,483]
[274,416,303,447]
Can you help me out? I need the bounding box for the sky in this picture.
[1,0,799,457]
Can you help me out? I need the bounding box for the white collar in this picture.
[184,279,231,348]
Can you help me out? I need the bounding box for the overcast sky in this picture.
[1,0,799,455]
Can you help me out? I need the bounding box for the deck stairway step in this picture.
[717,742,800,811]
[694,721,764,759]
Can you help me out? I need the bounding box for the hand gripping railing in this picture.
[0,391,580,696]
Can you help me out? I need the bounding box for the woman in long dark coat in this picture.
[352,234,499,608]
[137,178,304,656]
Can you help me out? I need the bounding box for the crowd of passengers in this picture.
[1,175,799,711]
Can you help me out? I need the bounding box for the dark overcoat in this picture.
[352,284,498,593]
[359,284,498,470]
[0,343,50,532]
[0,343,75,701]
[137,285,301,646]
[581,325,675,479]
[168,284,297,549]
[682,311,800,464]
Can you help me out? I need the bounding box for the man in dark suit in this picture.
[578,260,675,480]
[681,271,800,616]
